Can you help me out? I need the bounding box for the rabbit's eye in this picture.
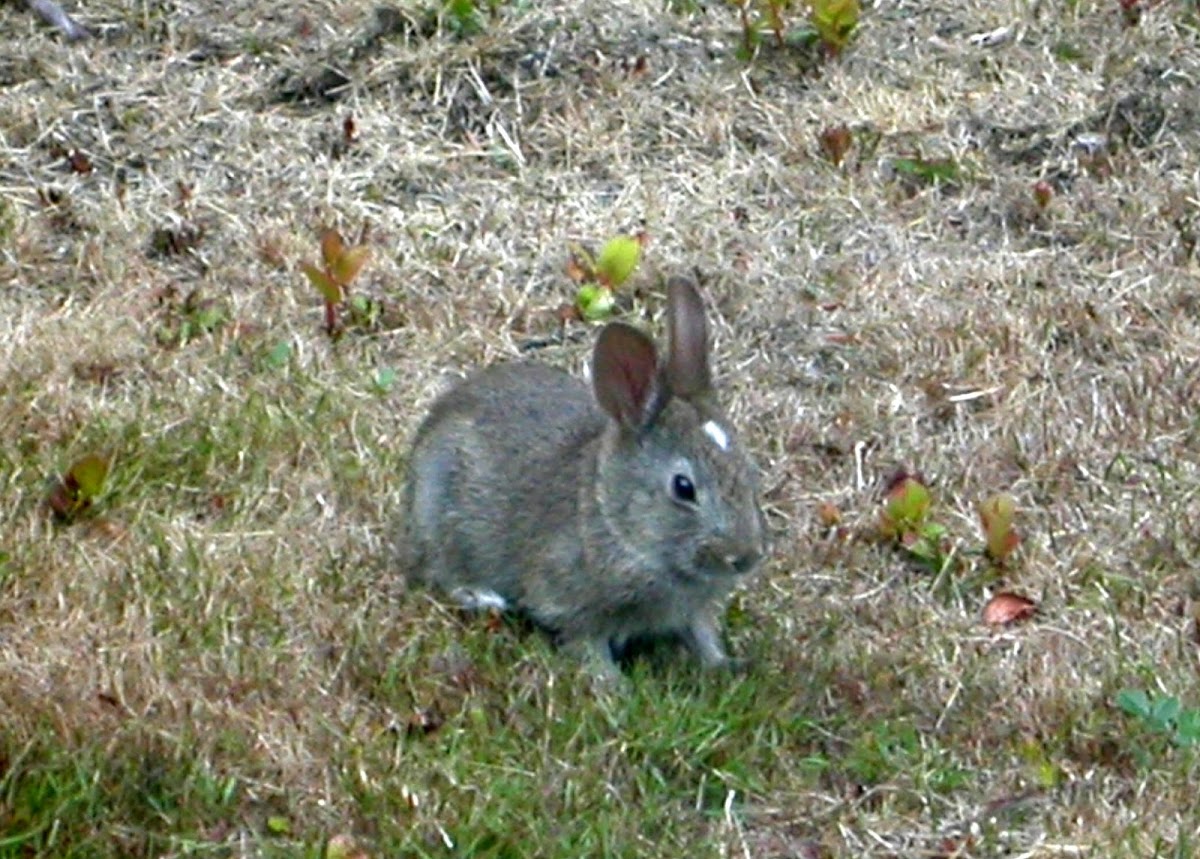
[671,474,697,503]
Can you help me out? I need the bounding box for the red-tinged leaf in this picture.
[320,229,345,267]
[68,150,93,174]
[1033,180,1053,210]
[565,254,590,284]
[556,302,582,324]
[302,262,342,304]
[48,483,75,519]
[982,591,1036,626]
[979,493,1021,562]
[817,501,841,528]
[818,125,853,166]
[330,244,370,287]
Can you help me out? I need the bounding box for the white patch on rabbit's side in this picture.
[449,586,509,612]
[703,420,730,451]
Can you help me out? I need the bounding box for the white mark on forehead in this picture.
[703,420,730,452]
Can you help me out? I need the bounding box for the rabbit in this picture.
[398,277,766,679]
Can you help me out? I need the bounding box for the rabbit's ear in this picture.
[665,277,712,397]
[593,322,662,429]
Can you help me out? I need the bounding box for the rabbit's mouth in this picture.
[692,547,760,579]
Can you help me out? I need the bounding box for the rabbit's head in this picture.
[591,278,766,589]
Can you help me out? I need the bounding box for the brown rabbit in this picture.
[398,278,765,678]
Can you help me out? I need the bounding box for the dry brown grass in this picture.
[2,0,1200,856]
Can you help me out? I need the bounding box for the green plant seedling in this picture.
[264,340,292,370]
[891,156,960,186]
[879,472,955,573]
[372,367,398,395]
[979,493,1020,564]
[301,228,371,338]
[576,283,617,322]
[567,234,644,322]
[595,235,641,290]
[1117,689,1200,747]
[445,0,483,34]
[809,0,860,56]
[154,287,227,348]
[879,472,932,540]
[48,454,110,522]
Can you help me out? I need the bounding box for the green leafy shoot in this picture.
[1117,689,1200,747]
[978,493,1020,564]
[301,228,371,338]
[567,234,645,322]
[264,340,292,370]
[879,472,932,541]
[878,472,954,573]
[48,454,111,522]
[372,367,398,395]
[154,287,227,348]
[444,0,485,35]
[595,235,641,290]
[809,0,860,56]
[575,284,617,322]
[891,156,961,186]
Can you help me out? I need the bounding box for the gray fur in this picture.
[397,279,765,678]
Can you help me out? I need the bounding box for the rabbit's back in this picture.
[400,362,602,603]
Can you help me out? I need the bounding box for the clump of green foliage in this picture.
[154,287,227,348]
[1117,689,1200,748]
[874,471,1026,611]
[440,0,508,35]
[566,234,644,322]
[725,0,860,61]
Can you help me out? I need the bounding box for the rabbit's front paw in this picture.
[561,636,625,685]
[681,614,733,669]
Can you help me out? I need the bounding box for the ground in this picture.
[2,0,1199,856]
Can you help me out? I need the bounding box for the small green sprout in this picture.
[567,234,645,322]
[978,493,1020,564]
[301,228,371,338]
[48,454,110,522]
[1117,689,1200,748]
[878,471,954,573]
[809,0,860,56]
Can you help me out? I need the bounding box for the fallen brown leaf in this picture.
[983,591,1036,626]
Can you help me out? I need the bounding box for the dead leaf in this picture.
[67,149,93,174]
[982,592,1036,626]
[817,501,841,528]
